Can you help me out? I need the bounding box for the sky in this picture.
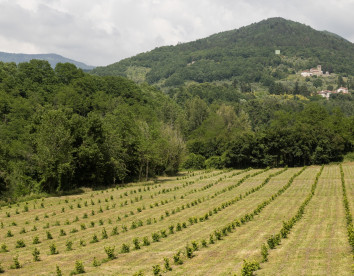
[0,0,354,66]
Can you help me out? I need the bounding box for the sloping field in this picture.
[0,165,353,275]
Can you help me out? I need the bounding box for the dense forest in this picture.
[0,60,186,200]
[0,59,353,202]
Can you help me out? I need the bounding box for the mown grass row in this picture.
[240,165,323,275]
[134,167,303,276]
[0,168,263,273]
[54,168,281,272]
[0,168,254,253]
[340,164,354,257]
[0,169,235,237]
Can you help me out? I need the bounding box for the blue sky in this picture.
[0,0,353,66]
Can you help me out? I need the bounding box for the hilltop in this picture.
[91,17,354,87]
[0,52,95,70]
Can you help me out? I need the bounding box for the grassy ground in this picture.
[258,165,353,276]
[0,165,352,275]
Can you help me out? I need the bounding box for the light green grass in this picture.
[0,165,352,275]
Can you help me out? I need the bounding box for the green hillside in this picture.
[91,17,354,87]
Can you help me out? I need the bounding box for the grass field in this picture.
[0,164,353,275]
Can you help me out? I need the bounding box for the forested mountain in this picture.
[0,52,94,70]
[91,17,354,87]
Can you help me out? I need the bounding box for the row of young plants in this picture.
[339,164,354,256]
[0,168,231,231]
[143,167,306,276]
[0,169,247,241]
[0,168,260,268]
[0,169,255,257]
[41,168,284,274]
[241,165,323,275]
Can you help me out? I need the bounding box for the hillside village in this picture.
[300,65,330,77]
[300,65,350,99]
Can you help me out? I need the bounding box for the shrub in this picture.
[104,246,116,260]
[152,264,161,276]
[143,236,150,246]
[186,244,194,258]
[152,232,160,242]
[66,240,73,251]
[121,243,130,253]
[15,239,26,248]
[241,259,260,276]
[0,262,4,273]
[79,239,86,247]
[0,244,8,252]
[173,251,183,265]
[56,265,62,276]
[59,229,66,236]
[32,247,40,261]
[192,241,198,251]
[10,255,21,269]
[111,226,118,236]
[101,228,108,239]
[49,243,59,255]
[72,260,85,274]
[92,257,100,267]
[6,230,13,237]
[133,238,140,250]
[261,244,268,262]
[90,234,99,243]
[46,231,53,240]
[164,257,172,271]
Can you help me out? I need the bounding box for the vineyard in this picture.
[0,164,353,275]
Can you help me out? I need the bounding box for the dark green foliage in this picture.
[185,244,194,258]
[163,257,172,271]
[173,251,183,265]
[92,257,100,267]
[152,264,161,276]
[56,265,62,276]
[49,243,59,255]
[0,61,185,200]
[241,259,260,276]
[261,244,268,262]
[10,255,21,269]
[66,240,73,251]
[143,236,150,246]
[152,232,160,242]
[46,231,53,240]
[0,244,8,252]
[72,260,85,274]
[90,234,99,243]
[15,239,25,248]
[133,238,140,250]
[32,247,40,261]
[104,246,116,260]
[101,228,108,239]
[121,243,130,253]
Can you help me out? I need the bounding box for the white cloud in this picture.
[0,0,353,66]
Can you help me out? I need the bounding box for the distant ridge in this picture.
[0,52,95,70]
